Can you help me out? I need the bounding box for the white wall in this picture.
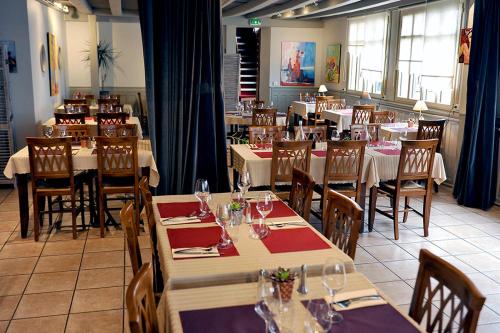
[27,0,68,124]
[65,21,91,87]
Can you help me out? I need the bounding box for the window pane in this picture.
[399,37,412,60]
[401,14,413,36]
[413,12,425,35]
[411,37,424,61]
[397,61,410,98]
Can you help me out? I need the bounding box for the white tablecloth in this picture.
[322,109,353,131]
[153,192,356,290]
[3,140,159,187]
[225,114,287,126]
[56,103,133,116]
[44,116,143,139]
[380,123,418,141]
[291,101,315,119]
[231,144,446,188]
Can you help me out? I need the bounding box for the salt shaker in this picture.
[297,264,308,294]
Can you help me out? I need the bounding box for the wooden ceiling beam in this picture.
[276,0,359,19]
[109,0,123,16]
[243,0,315,18]
[223,0,282,17]
[221,0,237,9]
[68,0,92,14]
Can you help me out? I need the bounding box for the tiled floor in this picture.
[1,185,500,332]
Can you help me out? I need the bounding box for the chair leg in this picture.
[71,193,77,239]
[393,194,400,240]
[368,186,377,232]
[99,191,105,238]
[33,193,40,242]
[47,196,53,226]
[88,177,96,227]
[79,185,86,230]
[423,193,431,237]
[403,197,410,223]
[433,182,439,193]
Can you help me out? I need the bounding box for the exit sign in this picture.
[249,18,262,26]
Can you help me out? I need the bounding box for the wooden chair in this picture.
[323,190,362,260]
[270,140,312,200]
[417,119,446,153]
[327,99,346,110]
[96,136,140,238]
[409,249,485,333]
[121,201,142,275]
[294,125,327,142]
[252,108,277,126]
[254,100,265,108]
[310,96,328,125]
[64,98,87,105]
[27,137,85,241]
[317,140,366,221]
[98,124,137,137]
[289,168,315,221]
[55,112,86,125]
[53,124,89,144]
[98,97,121,105]
[126,262,159,333]
[368,139,438,239]
[351,105,375,124]
[285,105,293,130]
[248,126,284,144]
[350,124,380,141]
[371,110,396,124]
[96,112,127,125]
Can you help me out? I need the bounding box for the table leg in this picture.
[16,174,30,239]
[359,183,366,233]
[233,169,239,191]
[368,186,378,232]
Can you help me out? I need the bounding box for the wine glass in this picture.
[59,128,67,137]
[194,178,210,218]
[104,128,114,138]
[43,126,54,138]
[115,105,123,113]
[255,278,282,333]
[322,258,346,324]
[256,192,273,222]
[215,203,233,249]
[330,127,340,141]
[237,171,251,198]
[400,130,408,141]
[304,299,333,333]
[387,112,395,123]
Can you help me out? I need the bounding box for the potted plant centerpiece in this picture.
[270,267,296,302]
[230,201,243,225]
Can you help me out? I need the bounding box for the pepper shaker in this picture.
[297,264,308,294]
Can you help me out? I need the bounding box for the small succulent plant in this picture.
[270,267,296,282]
[230,202,242,211]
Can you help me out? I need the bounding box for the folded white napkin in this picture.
[160,217,201,226]
[326,288,387,311]
[171,247,220,259]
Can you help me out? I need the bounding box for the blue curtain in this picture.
[138,0,230,194]
[453,0,500,209]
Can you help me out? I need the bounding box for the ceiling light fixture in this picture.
[35,0,70,14]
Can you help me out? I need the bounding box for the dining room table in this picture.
[163,273,424,333]
[55,103,134,116]
[225,112,287,127]
[3,139,158,238]
[321,108,354,131]
[380,122,418,140]
[153,191,356,290]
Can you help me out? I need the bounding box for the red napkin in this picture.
[249,200,298,219]
[261,227,332,253]
[157,202,215,222]
[312,150,327,157]
[167,226,239,258]
[254,151,273,159]
[374,149,401,156]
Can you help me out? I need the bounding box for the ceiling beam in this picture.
[243,0,315,18]
[300,0,422,18]
[68,0,92,14]
[223,0,281,17]
[109,0,122,16]
[221,0,236,9]
[276,0,360,19]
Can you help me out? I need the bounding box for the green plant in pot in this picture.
[230,201,243,225]
[82,41,120,96]
[270,267,296,302]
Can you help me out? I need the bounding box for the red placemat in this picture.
[312,150,327,157]
[261,227,331,253]
[157,202,215,222]
[167,226,239,258]
[249,200,298,219]
[253,151,273,159]
[374,149,401,156]
[250,144,266,150]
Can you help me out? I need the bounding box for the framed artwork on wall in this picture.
[280,41,316,86]
[325,44,341,84]
[47,32,59,96]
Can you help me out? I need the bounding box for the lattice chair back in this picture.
[126,262,159,333]
[324,190,362,259]
[121,201,142,276]
[53,125,89,144]
[289,168,315,221]
[398,139,438,182]
[95,136,139,179]
[252,108,277,126]
[352,105,375,124]
[371,110,396,124]
[324,140,366,184]
[270,141,312,190]
[313,97,328,124]
[248,126,284,144]
[96,112,128,125]
[27,137,73,180]
[99,124,137,137]
[417,119,446,152]
[409,249,485,333]
[327,98,346,110]
[55,112,86,125]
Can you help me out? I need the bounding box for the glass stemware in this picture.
[387,112,395,123]
[255,278,282,333]
[256,192,273,222]
[322,257,346,324]
[237,171,251,198]
[304,299,333,333]
[330,127,340,141]
[194,178,210,218]
[43,126,54,138]
[215,203,233,249]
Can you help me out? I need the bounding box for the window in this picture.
[396,0,460,106]
[347,13,388,95]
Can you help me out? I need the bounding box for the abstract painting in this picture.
[280,41,316,86]
[325,44,341,83]
[458,28,471,64]
[47,32,59,96]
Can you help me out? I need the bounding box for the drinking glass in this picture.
[237,171,251,198]
[387,112,395,123]
[400,130,408,141]
[256,192,273,221]
[59,128,67,137]
[215,203,233,249]
[194,178,210,218]
[322,258,346,323]
[104,128,114,138]
[330,127,340,141]
[255,279,282,333]
[43,126,53,138]
[304,299,333,333]
[115,105,123,113]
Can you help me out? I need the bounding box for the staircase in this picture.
[236,28,260,100]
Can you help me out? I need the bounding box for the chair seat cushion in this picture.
[379,180,425,192]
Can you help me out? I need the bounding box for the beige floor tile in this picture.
[374,280,414,305]
[433,203,471,214]
[124,267,133,286]
[477,323,500,333]
[0,212,22,220]
[0,295,21,320]
[0,232,11,245]
[7,315,67,333]
[66,309,123,333]
[474,223,500,236]
[363,244,414,262]
[0,321,7,333]
[465,236,500,253]
[427,214,468,227]
[46,229,88,242]
[478,306,500,325]
[380,229,423,243]
[41,240,85,256]
[397,241,449,259]
[0,202,19,212]
[485,294,500,312]
[356,263,399,283]
[353,247,378,264]
[456,253,500,272]
[81,251,125,269]
[0,221,17,233]
[433,239,483,255]
[85,238,124,253]
[77,267,124,289]
[0,257,38,276]
[34,254,82,273]
[0,275,30,296]
[440,256,478,274]
[71,286,123,313]
[0,243,44,259]
[356,231,393,247]
[465,273,500,295]
[25,271,78,294]
[14,291,72,319]
[137,235,151,249]
[411,227,458,241]
[442,225,489,238]
[125,248,151,267]
[87,228,124,239]
[384,260,420,280]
